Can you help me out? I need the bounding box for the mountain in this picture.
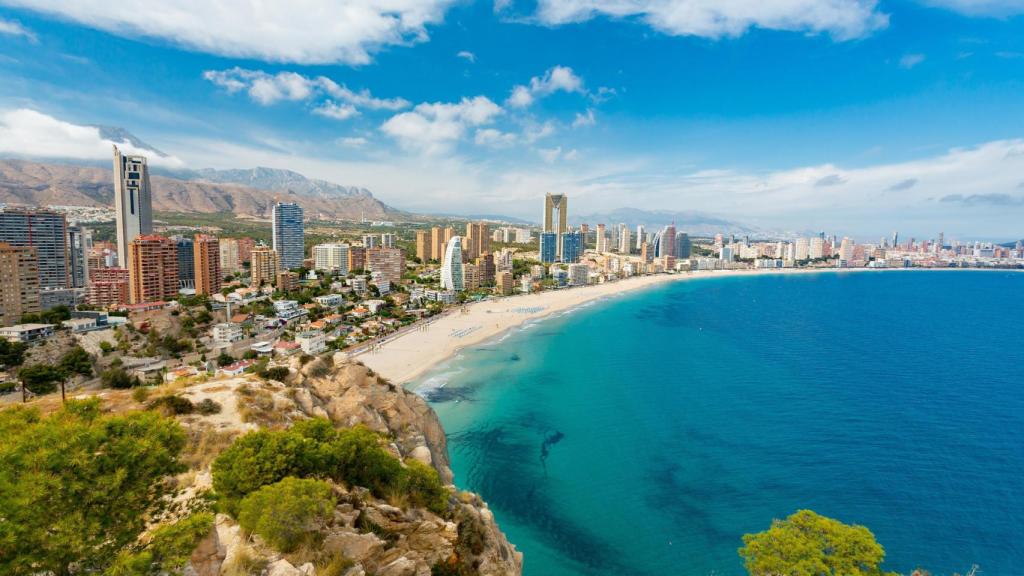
[572,207,775,237]
[0,159,398,220]
[95,126,171,159]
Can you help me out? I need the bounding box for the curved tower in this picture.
[441,236,464,292]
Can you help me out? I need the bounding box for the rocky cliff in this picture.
[166,353,521,576]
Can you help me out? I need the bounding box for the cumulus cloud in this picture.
[204,68,408,118]
[1,0,456,64]
[572,108,596,128]
[899,53,926,69]
[339,136,369,148]
[474,128,517,148]
[0,108,184,167]
[0,17,36,41]
[538,146,578,163]
[456,50,476,63]
[887,178,918,191]
[381,96,503,153]
[527,0,889,41]
[920,0,1024,16]
[507,65,586,108]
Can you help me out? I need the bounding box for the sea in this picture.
[412,270,1024,576]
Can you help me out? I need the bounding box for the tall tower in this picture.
[113,146,153,268]
[543,193,568,260]
[441,236,464,292]
[193,234,222,296]
[272,202,305,270]
[127,235,178,304]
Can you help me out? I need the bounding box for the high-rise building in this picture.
[618,226,631,254]
[659,225,677,258]
[543,193,569,260]
[194,234,222,296]
[562,231,583,263]
[441,236,464,291]
[250,247,280,288]
[595,224,608,253]
[464,222,491,260]
[415,230,430,262]
[236,237,256,264]
[795,238,810,260]
[539,232,558,264]
[0,209,69,290]
[675,232,691,259]
[839,237,855,262]
[809,237,825,259]
[568,263,589,286]
[495,271,514,296]
[113,146,153,268]
[381,233,396,249]
[0,243,40,326]
[219,238,240,274]
[174,236,195,288]
[636,225,646,251]
[367,247,404,287]
[87,267,129,307]
[67,225,90,289]
[272,202,304,270]
[475,253,495,285]
[362,234,380,249]
[430,226,444,262]
[462,263,481,291]
[127,235,178,304]
[276,271,299,293]
[313,243,350,274]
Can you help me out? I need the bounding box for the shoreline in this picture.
[354,266,1019,386]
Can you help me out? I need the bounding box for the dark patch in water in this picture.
[508,353,521,362]
[539,430,564,473]
[422,385,476,403]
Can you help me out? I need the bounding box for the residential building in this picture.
[415,230,430,261]
[381,233,396,249]
[193,234,221,296]
[250,247,280,288]
[273,300,307,322]
[596,224,609,253]
[568,263,589,286]
[539,232,557,264]
[476,253,495,285]
[67,225,90,289]
[127,235,178,304]
[0,209,69,289]
[795,238,810,260]
[464,222,490,260]
[543,193,569,260]
[618,226,631,254]
[219,238,240,274]
[496,270,514,295]
[0,323,55,343]
[236,237,256,263]
[636,225,646,250]
[810,237,825,259]
[87,267,129,307]
[272,202,304,269]
[212,322,244,343]
[313,243,350,274]
[367,247,404,287]
[562,231,583,263]
[174,236,195,288]
[675,232,691,259]
[430,226,444,262]
[463,263,481,290]
[349,246,366,271]
[0,243,40,326]
[441,236,464,291]
[113,146,153,267]
[296,331,327,354]
[277,271,299,293]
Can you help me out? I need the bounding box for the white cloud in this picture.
[572,108,596,128]
[1,0,457,64]
[920,0,1024,16]
[899,53,926,69]
[538,146,578,163]
[339,136,369,147]
[475,128,517,148]
[529,0,889,41]
[456,50,476,63]
[0,108,184,167]
[313,101,359,121]
[204,68,409,116]
[0,17,36,41]
[507,65,586,108]
[381,96,503,153]
[523,120,556,143]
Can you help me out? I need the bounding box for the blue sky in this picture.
[0,0,1023,239]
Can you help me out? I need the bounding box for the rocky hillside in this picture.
[141,353,521,576]
[0,159,398,220]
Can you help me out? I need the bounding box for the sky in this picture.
[0,1,1023,240]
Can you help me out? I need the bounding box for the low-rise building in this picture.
[0,323,55,343]
[296,330,327,355]
[314,294,345,308]
[212,322,245,343]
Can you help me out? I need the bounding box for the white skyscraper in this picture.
[113,146,153,267]
[313,243,350,274]
[795,238,810,260]
[441,236,464,292]
[618,227,631,253]
[635,225,645,250]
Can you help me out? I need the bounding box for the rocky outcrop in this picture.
[176,354,522,576]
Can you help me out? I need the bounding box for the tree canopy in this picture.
[738,509,896,576]
[0,399,186,575]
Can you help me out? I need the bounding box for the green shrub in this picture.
[106,513,214,575]
[0,381,16,394]
[196,398,222,415]
[147,395,195,416]
[17,364,63,394]
[401,459,449,514]
[102,367,141,389]
[237,477,335,553]
[131,387,150,403]
[211,429,319,509]
[259,366,291,381]
[59,346,94,378]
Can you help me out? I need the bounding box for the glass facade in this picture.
[272,202,305,270]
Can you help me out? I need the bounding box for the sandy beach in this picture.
[355,267,886,385]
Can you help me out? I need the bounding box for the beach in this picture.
[355,267,872,384]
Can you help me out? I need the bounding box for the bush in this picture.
[148,395,195,416]
[401,459,449,514]
[131,387,150,403]
[259,366,290,382]
[212,429,319,509]
[196,398,222,415]
[107,513,214,575]
[216,352,235,367]
[59,346,93,378]
[18,364,63,394]
[237,478,335,553]
[102,367,141,389]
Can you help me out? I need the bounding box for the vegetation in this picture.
[258,365,291,382]
[59,346,94,378]
[106,513,214,576]
[212,419,448,515]
[17,364,64,394]
[238,477,336,553]
[0,399,185,575]
[738,509,896,576]
[101,366,142,389]
[0,338,27,368]
[21,305,71,325]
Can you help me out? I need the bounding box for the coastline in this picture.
[356,266,995,386]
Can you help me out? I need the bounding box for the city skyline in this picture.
[0,2,1022,238]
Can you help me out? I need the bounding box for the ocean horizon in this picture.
[414,270,1024,576]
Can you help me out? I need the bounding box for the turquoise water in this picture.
[415,271,1024,576]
